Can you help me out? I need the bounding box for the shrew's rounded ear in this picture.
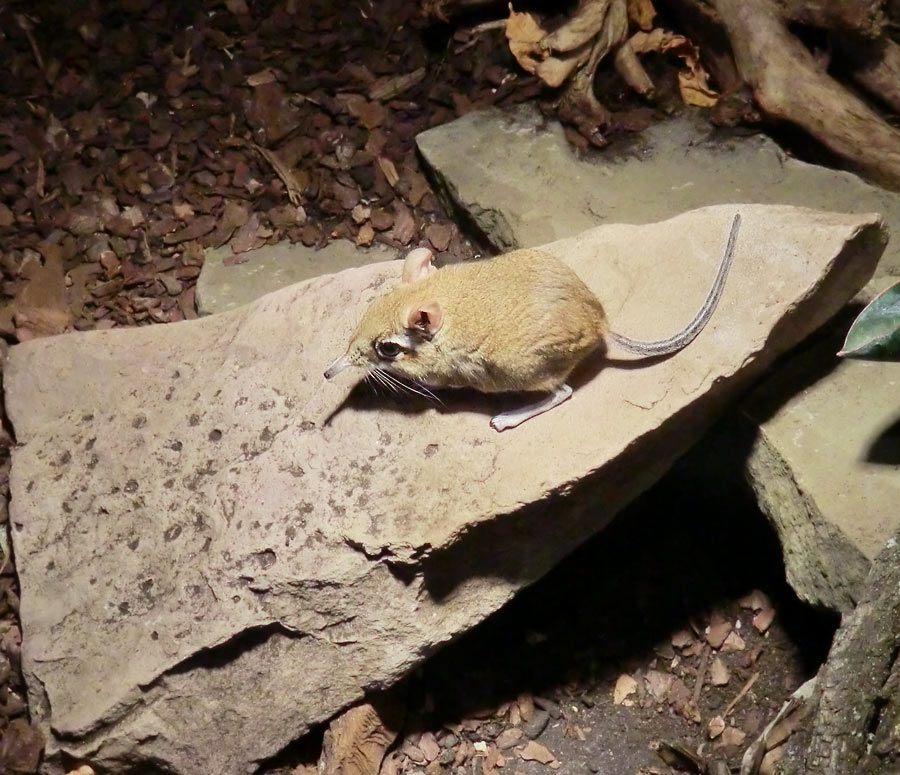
[405,301,443,337]
[402,247,437,284]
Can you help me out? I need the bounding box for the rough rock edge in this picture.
[743,423,871,612]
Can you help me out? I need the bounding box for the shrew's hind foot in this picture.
[490,384,573,432]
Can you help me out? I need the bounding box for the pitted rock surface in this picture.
[5,205,885,774]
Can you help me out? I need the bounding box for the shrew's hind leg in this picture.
[490,384,573,432]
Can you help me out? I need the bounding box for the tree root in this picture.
[842,37,900,115]
[711,0,900,190]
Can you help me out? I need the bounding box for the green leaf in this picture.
[838,280,900,360]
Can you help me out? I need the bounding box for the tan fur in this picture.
[340,249,609,393]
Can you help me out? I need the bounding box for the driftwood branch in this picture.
[842,37,900,115]
[711,0,900,190]
[778,531,900,775]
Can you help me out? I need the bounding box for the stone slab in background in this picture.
[415,105,900,282]
[196,238,395,316]
[6,205,882,774]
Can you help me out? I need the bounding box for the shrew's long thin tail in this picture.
[609,212,741,357]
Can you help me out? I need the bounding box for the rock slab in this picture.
[5,206,885,773]
[415,105,900,280]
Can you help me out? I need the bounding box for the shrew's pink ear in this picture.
[402,247,437,284]
[405,301,443,337]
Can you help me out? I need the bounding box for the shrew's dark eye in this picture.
[375,340,403,359]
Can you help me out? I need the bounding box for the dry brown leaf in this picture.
[627,0,657,30]
[518,740,555,764]
[708,715,726,739]
[613,673,638,705]
[668,678,698,722]
[678,70,718,108]
[356,223,375,246]
[710,657,730,686]
[246,68,277,86]
[721,631,747,652]
[319,702,402,775]
[390,203,416,245]
[172,202,194,220]
[424,223,453,251]
[716,726,747,748]
[629,29,718,107]
[368,67,426,101]
[377,157,399,188]
[351,205,371,224]
[506,9,547,76]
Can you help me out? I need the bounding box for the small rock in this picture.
[438,732,458,749]
[534,696,561,718]
[644,670,674,703]
[715,726,747,749]
[424,223,453,252]
[418,732,440,762]
[438,747,456,765]
[159,274,184,296]
[705,619,733,649]
[753,608,776,633]
[494,728,523,750]
[402,742,426,764]
[520,708,549,739]
[671,629,695,650]
[516,693,535,722]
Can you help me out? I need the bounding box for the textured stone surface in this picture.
[5,205,885,773]
[196,238,395,315]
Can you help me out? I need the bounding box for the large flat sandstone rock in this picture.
[5,205,885,774]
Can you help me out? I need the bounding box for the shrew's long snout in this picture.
[324,354,352,380]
